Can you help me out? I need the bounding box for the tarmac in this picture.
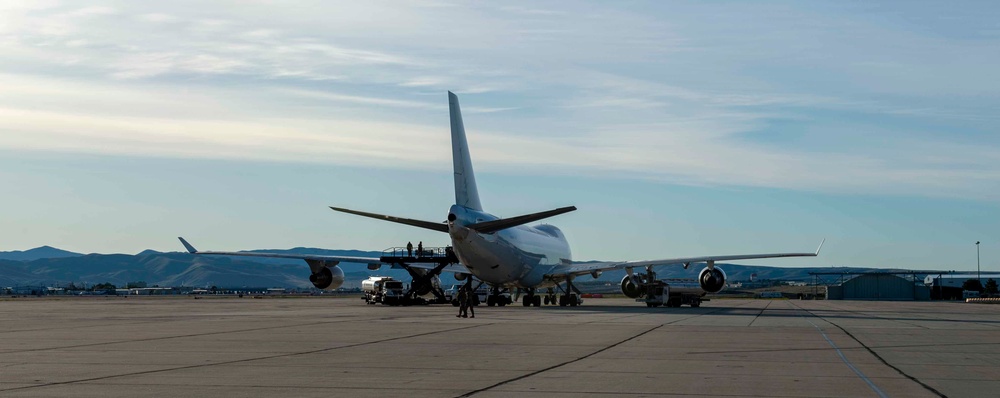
[1,296,998,397]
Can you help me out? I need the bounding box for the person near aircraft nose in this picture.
[464,284,475,318]
[457,285,469,318]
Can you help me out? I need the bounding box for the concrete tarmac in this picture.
[1,296,998,397]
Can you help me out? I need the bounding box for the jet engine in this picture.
[455,273,469,281]
[620,274,647,299]
[698,267,727,294]
[309,266,345,291]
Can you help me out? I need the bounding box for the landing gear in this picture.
[521,288,543,307]
[486,286,511,307]
[558,294,580,307]
[555,279,582,307]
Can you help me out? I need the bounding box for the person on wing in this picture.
[407,241,413,257]
[417,241,423,257]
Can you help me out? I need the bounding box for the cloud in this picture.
[0,2,997,201]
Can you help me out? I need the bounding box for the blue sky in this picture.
[0,1,997,271]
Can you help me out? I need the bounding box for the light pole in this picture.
[976,241,981,289]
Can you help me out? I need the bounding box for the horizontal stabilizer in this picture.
[468,206,577,234]
[329,206,449,233]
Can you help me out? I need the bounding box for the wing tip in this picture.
[178,237,197,254]
[815,239,826,255]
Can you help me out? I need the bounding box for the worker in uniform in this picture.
[457,285,469,318]
[406,241,413,257]
[465,285,475,318]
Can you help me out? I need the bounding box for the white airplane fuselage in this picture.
[447,205,570,288]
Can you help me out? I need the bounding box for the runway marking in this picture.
[0,323,488,393]
[0,317,368,354]
[456,306,736,397]
[747,300,771,327]
[790,302,948,398]
[806,318,889,398]
[807,301,931,329]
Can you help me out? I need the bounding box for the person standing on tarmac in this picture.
[407,241,413,257]
[466,286,475,318]
[463,284,476,318]
[457,285,469,318]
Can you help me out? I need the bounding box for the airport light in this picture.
[976,241,981,288]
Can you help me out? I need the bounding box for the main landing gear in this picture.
[486,286,512,307]
[558,278,583,307]
[519,284,581,307]
[520,288,543,307]
[542,288,558,306]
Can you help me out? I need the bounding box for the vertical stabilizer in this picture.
[449,91,483,210]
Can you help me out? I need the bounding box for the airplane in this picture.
[179,91,822,307]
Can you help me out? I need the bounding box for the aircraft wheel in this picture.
[487,296,495,306]
[559,295,567,306]
[543,296,550,305]
[533,295,541,307]
[523,297,531,306]
[691,301,700,308]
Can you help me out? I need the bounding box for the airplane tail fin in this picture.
[449,91,483,211]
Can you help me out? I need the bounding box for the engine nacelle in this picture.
[698,267,727,294]
[454,273,469,281]
[620,275,646,299]
[309,266,345,291]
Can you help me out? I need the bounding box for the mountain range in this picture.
[0,246,904,289]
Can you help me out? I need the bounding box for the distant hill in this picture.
[0,245,946,290]
[0,248,420,289]
[0,246,83,262]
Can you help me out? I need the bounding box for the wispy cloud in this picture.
[0,1,998,201]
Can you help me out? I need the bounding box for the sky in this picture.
[0,1,997,271]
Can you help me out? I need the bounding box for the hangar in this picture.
[824,273,931,301]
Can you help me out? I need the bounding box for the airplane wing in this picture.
[178,237,471,274]
[179,237,383,266]
[543,240,824,279]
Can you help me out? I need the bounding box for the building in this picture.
[826,273,930,301]
[924,274,1000,300]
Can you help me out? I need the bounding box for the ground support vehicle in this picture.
[362,277,407,306]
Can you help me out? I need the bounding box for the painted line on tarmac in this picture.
[748,300,772,327]
[806,318,889,398]
[0,316,376,354]
[792,302,948,398]
[0,322,489,393]
[456,305,737,398]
